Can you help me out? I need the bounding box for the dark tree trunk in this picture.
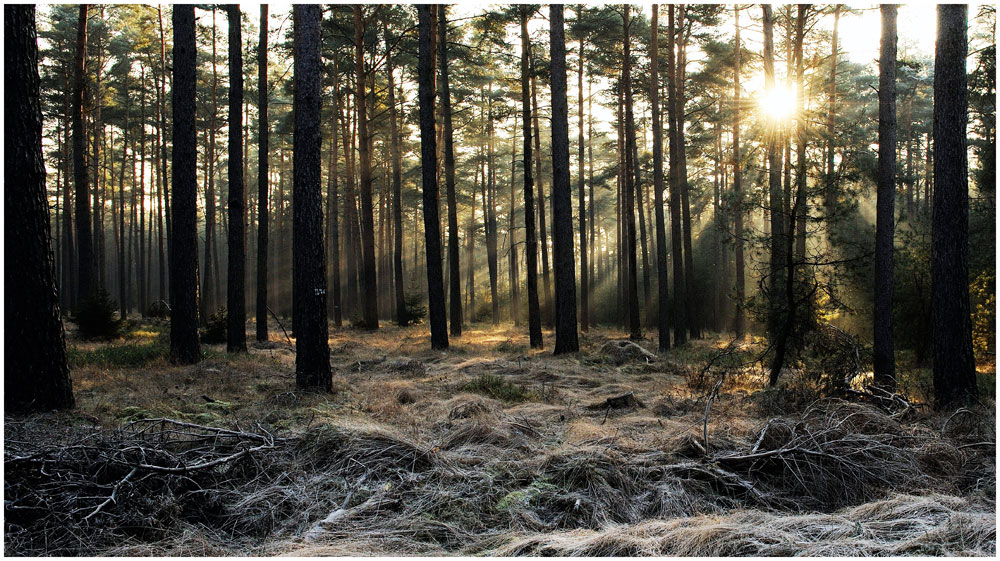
[257,4,269,341]
[622,6,641,341]
[520,8,543,348]
[531,69,552,326]
[169,5,201,364]
[486,90,500,325]
[651,5,670,351]
[509,119,520,326]
[577,17,589,332]
[824,5,841,215]
[227,4,247,353]
[385,23,406,327]
[417,5,448,349]
[763,4,786,351]
[292,4,331,390]
[733,5,746,337]
[118,69,130,320]
[675,9,698,340]
[793,6,808,265]
[438,5,462,336]
[666,6,686,346]
[549,5,579,354]
[874,4,897,389]
[932,4,976,409]
[73,4,93,302]
[5,4,75,412]
[354,6,378,329]
[158,6,171,297]
[203,9,219,320]
[330,71,343,328]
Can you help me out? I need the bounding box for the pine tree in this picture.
[874,4,897,390]
[227,4,247,353]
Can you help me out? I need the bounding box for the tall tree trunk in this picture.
[531,67,552,325]
[157,6,170,301]
[438,5,462,336]
[417,5,448,349]
[520,7,543,348]
[170,5,201,364]
[73,4,93,302]
[354,6,378,329]
[549,5,579,354]
[385,23,406,326]
[203,9,219,320]
[932,4,976,409]
[763,4,786,353]
[793,6,808,264]
[651,5,670,351]
[675,9,698,339]
[509,117,520,326]
[118,69,130,320]
[257,4,269,341]
[486,85,500,325]
[577,14,589,332]
[292,4,331,389]
[874,4,897,390]
[733,5,746,337]
[5,4,75,412]
[588,79,595,325]
[330,73,343,328]
[622,6,642,340]
[666,6,686,345]
[227,5,247,352]
[824,5,840,215]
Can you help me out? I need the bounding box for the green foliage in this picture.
[67,341,168,368]
[401,291,427,326]
[200,307,228,344]
[462,374,530,402]
[146,300,170,319]
[74,288,122,340]
[971,272,995,360]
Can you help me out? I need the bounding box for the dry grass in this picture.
[5,320,996,556]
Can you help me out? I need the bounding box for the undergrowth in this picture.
[462,374,531,402]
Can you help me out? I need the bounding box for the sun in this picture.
[758,84,798,122]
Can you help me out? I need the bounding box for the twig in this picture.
[82,467,137,521]
[703,377,726,453]
[266,305,294,349]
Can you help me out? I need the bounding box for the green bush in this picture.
[401,291,427,326]
[200,307,227,344]
[462,373,530,402]
[146,300,170,318]
[74,288,122,340]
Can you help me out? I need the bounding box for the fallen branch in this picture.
[82,467,137,521]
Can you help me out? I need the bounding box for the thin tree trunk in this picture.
[577,15,589,332]
[666,6,686,345]
[651,5,670,350]
[622,6,641,340]
[353,9,378,329]
[531,66,552,325]
[73,4,93,301]
[257,4,269,341]
[439,5,462,336]
[733,5,746,336]
[520,7,543,348]
[385,22,406,326]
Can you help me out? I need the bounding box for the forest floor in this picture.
[4,319,996,556]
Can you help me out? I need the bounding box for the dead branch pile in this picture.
[598,340,657,365]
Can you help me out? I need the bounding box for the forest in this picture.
[4,2,997,556]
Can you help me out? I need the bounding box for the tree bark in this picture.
[385,22,406,327]
[293,4,331,389]
[354,6,379,329]
[763,4,786,351]
[227,5,247,352]
[733,5,746,337]
[438,5,462,336]
[418,5,448,349]
[169,5,201,364]
[72,4,93,302]
[932,4,976,409]
[651,5,670,351]
[874,4,897,390]
[577,13,589,332]
[257,4,269,341]
[666,6,685,345]
[549,5,579,354]
[5,4,75,412]
[622,6,642,340]
[521,7,543,348]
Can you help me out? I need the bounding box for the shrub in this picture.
[462,373,530,402]
[200,307,227,344]
[146,300,170,318]
[401,291,427,326]
[74,288,122,340]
